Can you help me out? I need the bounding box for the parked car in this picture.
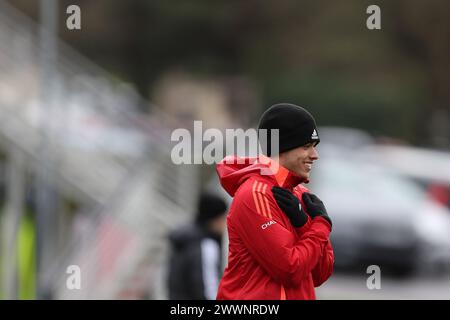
[308,156,450,276]
[358,144,450,210]
[317,126,375,151]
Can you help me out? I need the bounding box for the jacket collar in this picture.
[258,155,306,190]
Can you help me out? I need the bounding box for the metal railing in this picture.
[0,0,199,299]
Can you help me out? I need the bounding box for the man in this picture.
[216,103,333,300]
[167,192,228,299]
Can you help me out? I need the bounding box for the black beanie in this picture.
[258,103,320,156]
[195,192,227,225]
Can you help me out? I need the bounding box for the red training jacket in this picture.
[216,155,334,300]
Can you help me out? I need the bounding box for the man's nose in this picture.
[310,147,319,160]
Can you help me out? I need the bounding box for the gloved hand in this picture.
[271,186,308,227]
[302,193,332,227]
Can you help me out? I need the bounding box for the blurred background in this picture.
[0,0,449,299]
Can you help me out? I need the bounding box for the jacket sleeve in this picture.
[232,184,331,287]
[185,242,208,299]
[311,236,334,287]
[296,188,334,287]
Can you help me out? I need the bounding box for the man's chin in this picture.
[295,171,309,180]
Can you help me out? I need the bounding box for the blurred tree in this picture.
[392,0,450,147]
[6,0,449,147]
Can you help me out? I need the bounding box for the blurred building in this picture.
[152,71,260,129]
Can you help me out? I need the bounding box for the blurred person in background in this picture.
[167,192,227,300]
[216,103,334,300]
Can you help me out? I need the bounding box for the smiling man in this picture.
[216,103,334,300]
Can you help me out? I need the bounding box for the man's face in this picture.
[278,143,319,180]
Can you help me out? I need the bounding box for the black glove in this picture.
[302,193,332,226]
[271,186,308,227]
